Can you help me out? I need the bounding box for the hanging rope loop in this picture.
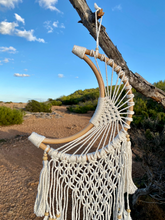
[94,3,104,57]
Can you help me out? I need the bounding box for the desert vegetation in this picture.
[48,99,62,106]
[25,100,52,113]
[0,106,24,126]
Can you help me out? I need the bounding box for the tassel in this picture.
[125,135,137,194]
[123,134,133,220]
[34,152,49,217]
[126,209,132,220]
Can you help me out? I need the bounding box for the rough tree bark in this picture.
[69,0,165,109]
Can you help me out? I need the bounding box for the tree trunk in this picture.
[69,0,165,108]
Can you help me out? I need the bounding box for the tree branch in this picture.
[132,183,154,206]
[69,0,165,108]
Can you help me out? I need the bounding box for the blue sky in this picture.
[0,0,165,103]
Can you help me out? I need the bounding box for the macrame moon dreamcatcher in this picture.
[28,5,137,220]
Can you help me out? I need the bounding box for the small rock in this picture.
[8,210,14,215]
[28,181,39,186]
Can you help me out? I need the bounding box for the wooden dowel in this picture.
[42,123,93,144]
[83,55,105,98]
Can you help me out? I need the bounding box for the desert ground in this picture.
[0,105,95,220]
[0,104,163,220]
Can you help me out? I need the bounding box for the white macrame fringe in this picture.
[125,141,137,194]
[34,159,49,217]
[34,136,136,220]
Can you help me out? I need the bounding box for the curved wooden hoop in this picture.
[39,49,133,151]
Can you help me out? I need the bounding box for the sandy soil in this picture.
[0,105,93,220]
[0,105,143,220]
[0,106,92,140]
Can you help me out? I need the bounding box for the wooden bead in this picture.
[45,212,49,216]
[126,134,130,138]
[43,153,48,160]
[43,156,48,161]
[127,138,130,142]
[127,209,131,213]
[49,218,53,220]
[117,215,122,219]
[56,214,61,218]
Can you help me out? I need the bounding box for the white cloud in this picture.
[75,76,79,79]
[14,13,25,25]
[0,0,22,9]
[24,69,28,71]
[37,0,61,12]
[112,4,122,11]
[0,60,2,65]
[44,20,65,33]
[53,21,59,28]
[1,58,14,63]
[3,58,9,63]
[0,46,17,53]
[14,73,30,77]
[60,23,65,29]
[0,17,45,43]
[0,20,18,35]
[15,29,45,43]
[44,20,53,33]
[58,74,64,78]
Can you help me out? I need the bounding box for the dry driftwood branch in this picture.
[69,0,165,108]
[132,183,154,206]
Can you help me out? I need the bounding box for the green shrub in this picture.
[58,88,100,105]
[132,115,144,126]
[0,106,24,126]
[153,80,165,92]
[50,100,62,106]
[142,118,158,131]
[132,80,165,129]
[5,101,12,104]
[25,100,52,112]
[145,129,154,140]
[0,139,6,143]
[67,100,98,113]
